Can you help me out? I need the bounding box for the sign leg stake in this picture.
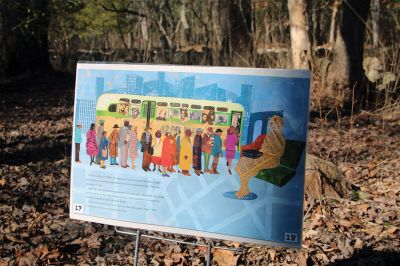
[206,242,212,266]
[133,229,141,266]
[115,226,242,265]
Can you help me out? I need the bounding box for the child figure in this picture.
[98,131,109,169]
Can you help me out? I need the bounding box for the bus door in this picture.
[231,111,243,133]
[142,101,156,128]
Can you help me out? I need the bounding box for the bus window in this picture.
[217,107,228,112]
[118,102,130,115]
[170,102,180,107]
[231,111,243,133]
[156,107,168,121]
[131,107,140,119]
[108,104,117,112]
[203,106,215,111]
[191,104,202,109]
[180,108,189,122]
[157,102,168,106]
[202,109,215,125]
[169,108,180,119]
[120,98,130,103]
[182,103,189,108]
[131,99,141,104]
[216,113,229,125]
[189,111,201,121]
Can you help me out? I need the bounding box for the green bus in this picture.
[96,94,244,149]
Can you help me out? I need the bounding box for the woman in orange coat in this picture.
[161,132,174,177]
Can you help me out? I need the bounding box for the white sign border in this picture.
[70,62,308,249]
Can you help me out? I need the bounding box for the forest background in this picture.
[0,0,399,265]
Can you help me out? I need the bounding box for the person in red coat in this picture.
[161,132,174,177]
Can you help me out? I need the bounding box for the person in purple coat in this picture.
[225,126,239,175]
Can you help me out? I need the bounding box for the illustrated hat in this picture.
[99,120,105,125]
[196,128,203,132]
[215,128,223,133]
[113,124,119,128]
[207,127,213,132]
[77,121,82,126]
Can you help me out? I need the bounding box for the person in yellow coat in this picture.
[179,129,193,176]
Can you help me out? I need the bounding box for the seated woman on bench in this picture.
[235,115,286,198]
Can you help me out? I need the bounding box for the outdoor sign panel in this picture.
[70,62,310,248]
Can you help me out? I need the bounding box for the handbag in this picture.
[242,149,263,159]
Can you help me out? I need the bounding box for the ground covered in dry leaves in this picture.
[0,75,399,265]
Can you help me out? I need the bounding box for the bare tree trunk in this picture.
[329,0,341,45]
[180,0,190,46]
[209,0,228,65]
[310,1,321,46]
[325,0,371,112]
[263,12,272,45]
[288,0,312,69]
[371,0,380,48]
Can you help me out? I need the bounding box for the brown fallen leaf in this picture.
[297,250,308,266]
[0,178,5,186]
[33,245,49,259]
[339,219,353,228]
[213,249,239,266]
[6,235,27,244]
[364,222,383,235]
[354,238,363,249]
[384,226,397,234]
[315,252,329,263]
[268,249,276,261]
[87,232,102,248]
[303,229,319,239]
[171,252,186,266]
[46,250,61,260]
[163,258,173,266]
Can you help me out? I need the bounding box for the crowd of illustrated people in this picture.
[75,119,243,176]
[74,115,286,198]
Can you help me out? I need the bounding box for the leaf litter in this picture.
[0,75,399,265]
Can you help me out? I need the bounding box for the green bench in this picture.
[255,139,306,187]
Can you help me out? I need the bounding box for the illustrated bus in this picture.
[96,94,245,150]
